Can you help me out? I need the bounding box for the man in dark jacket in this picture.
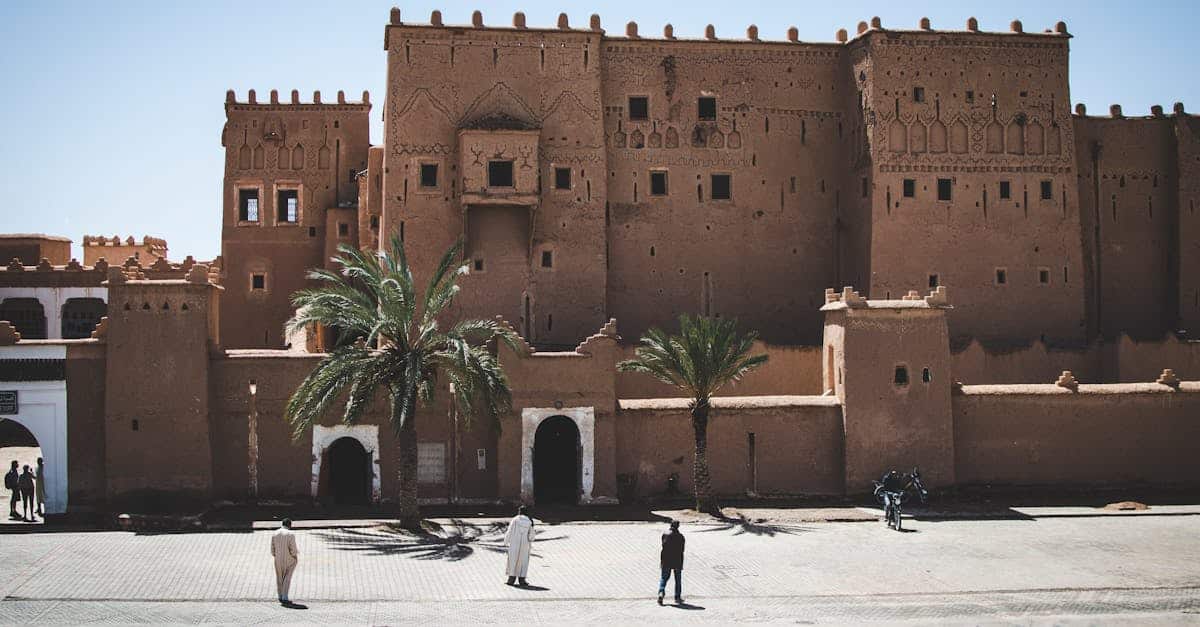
[658,520,685,605]
[18,465,36,522]
[5,460,19,520]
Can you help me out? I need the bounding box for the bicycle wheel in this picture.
[893,505,903,531]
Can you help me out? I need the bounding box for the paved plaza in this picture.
[1,511,1199,624]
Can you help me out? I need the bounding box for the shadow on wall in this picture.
[616,341,822,398]
[951,333,1200,384]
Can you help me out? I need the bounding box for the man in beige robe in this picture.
[270,519,299,605]
[504,506,535,586]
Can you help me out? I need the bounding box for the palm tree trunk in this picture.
[395,402,421,529]
[691,398,719,515]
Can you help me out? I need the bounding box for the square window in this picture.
[238,189,259,222]
[650,171,669,196]
[420,163,438,188]
[698,97,717,121]
[337,222,349,237]
[995,268,1007,285]
[277,189,299,223]
[488,160,514,187]
[1040,180,1052,200]
[894,365,909,386]
[554,167,571,190]
[541,250,553,268]
[1039,268,1050,284]
[473,258,484,272]
[710,174,732,200]
[903,179,915,198]
[928,273,939,288]
[251,274,265,290]
[937,178,952,201]
[999,181,1011,199]
[628,96,649,121]
[913,86,925,103]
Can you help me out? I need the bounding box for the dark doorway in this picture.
[1,419,43,525]
[327,437,370,505]
[533,416,580,505]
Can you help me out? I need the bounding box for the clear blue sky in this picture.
[1,1,1197,261]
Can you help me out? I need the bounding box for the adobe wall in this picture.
[220,91,371,349]
[615,340,822,398]
[65,341,107,507]
[953,382,1200,485]
[1074,112,1178,339]
[1175,111,1200,333]
[855,24,1086,345]
[382,19,608,347]
[0,234,71,266]
[356,145,385,253]
[600,35,843,345]
[616,396,843,498]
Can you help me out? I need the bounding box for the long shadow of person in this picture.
[282,601,309,610]
[670,602,705,610]
[514,584,550,591]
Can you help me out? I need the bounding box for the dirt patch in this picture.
[1103,501,1149,511]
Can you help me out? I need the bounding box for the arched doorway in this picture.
[533,415,580,505]
[1,418,43,523]
[61,298,107,339]
[0,298,47,340]
[326,437,370,505]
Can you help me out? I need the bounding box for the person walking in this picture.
[5,460,18,520]
[658,519,686,605]
[270,519,299,605]
[35,457,45,517]
[504,505,535,586]
[18,465,36,522]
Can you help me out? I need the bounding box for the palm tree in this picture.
[283,235,516,528]
[617,315,768,514]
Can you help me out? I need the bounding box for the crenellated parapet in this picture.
[574,318,619,355]
[822,286,950,310]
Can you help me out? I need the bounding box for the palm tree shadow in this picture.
[693,512,809,537]
[315,518,567,561]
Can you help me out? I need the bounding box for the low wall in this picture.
[615,396,843,498]
[615,341,822,398]
[953,382,1200,485]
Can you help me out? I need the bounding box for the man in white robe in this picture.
[270,519,299,605]
[504,505,535,586]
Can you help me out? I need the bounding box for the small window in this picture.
[1039,268,1050,284]
[965,90,975,104]
[488,160,514,187]
[937,178,952,201]
[628,96,649,121]
[473,258,484,272]
[698,97,717,121]
[238,189,259,222]
[337,222,349,237]
[650,171,668,196]
[420,163,438,188]
[370,215,379,231]
[710,174,732,200]
[913,86,925,103]
[861,177,869,198]
[928,274,939,289]
[277,189,299,223]
[894,365,909,386]
[1040,180,1052,200]
[922,368,932,383]
[554,167,571,190]
[995,268,1007,285]
[308,226,317,237]
[541,250,553,268]
[251,274,265,290]
[903,179,915,198]
[1063,265,1069,283]
[999,181,1011,200]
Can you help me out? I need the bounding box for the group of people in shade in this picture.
[5,458,45,522]
[268,505,688,607]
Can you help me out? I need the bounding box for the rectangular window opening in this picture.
[369,215,379,231]
[650,171,668,196]
[928,273,939,289]
[488,160,514,187]
[903,179,915,198]
[541,250,553,268]
[995,268,1008,285]
[337,222,349,237]
[628,96,649,121]
[554,167,572,190]
[698,96,717,121]
[937,178,952,201]
[913,86,925,103]
[238,189,259,222]
[277,189,299,223]
[251,274,265,290]
[710,174,732,200]
[1040,180,1052,200]
[472,258,484,272]
[420,163,439,188]
[1039,268,1050,284]
[999,180,1011,200]
[894,365,909,386]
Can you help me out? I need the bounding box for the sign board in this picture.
[0,391,16,415]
